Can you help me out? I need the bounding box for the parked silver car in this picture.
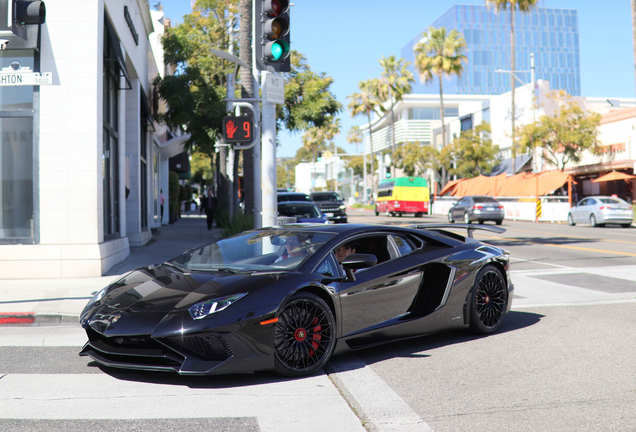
[448,196,505,225]
[567,196,634,227]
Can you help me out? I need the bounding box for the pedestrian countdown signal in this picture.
[223,115,253,143]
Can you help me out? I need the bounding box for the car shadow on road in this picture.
[89,362,293,388]
[88,311,543,386]
[327,310,544,372]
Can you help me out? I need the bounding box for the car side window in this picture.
[390,234,414,256]
[315,254,338,277]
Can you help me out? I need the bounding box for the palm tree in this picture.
[347,126,363,153]
[632,1,636,110]
[348,78,382,199]
[379,55,415,176]
[238,0,254,217]
[413,26,467,185]
[487,0,538,173]
[302,116,340,190]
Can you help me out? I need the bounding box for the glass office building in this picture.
[401,5,580,96]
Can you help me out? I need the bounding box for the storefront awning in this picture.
[104,17,132,90]
[441,170,571,197]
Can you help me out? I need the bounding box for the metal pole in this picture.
[363,150,368,204]
[252,75,262,228]
[261,71,277,227]
[226,73,235,218]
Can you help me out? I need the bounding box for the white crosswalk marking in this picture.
[0,326,431,432]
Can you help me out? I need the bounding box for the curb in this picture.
[0,312,79,327]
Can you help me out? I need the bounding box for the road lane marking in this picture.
[472,233,636,257]
[502,227,636,245]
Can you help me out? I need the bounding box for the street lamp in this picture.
[494,53,535,174]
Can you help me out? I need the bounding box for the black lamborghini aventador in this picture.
[79,223,513,377]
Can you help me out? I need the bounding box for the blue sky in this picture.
[159,0,636,158]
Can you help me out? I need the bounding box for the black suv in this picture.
[310,191,347,223]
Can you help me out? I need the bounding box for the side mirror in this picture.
[342,253,377,281]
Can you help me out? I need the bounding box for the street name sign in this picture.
[0,71,52,86]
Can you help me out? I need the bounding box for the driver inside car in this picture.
[275,236,308,262]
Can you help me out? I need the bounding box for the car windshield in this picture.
[169,229,336,272]
[312,193,341,202]
[278,204,321,218]
[278,194,311,202]
[473,197,499,203]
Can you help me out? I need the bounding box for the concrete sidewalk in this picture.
[0,211,222,326]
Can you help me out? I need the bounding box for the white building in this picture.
[0,1,182,279]
[360,80,636,198]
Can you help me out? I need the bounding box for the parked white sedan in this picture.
[567,196,634,227]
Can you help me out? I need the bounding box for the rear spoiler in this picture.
[410,223,506,239]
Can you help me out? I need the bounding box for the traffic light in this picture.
[385,167,391,178]
[12,1,45,40]
[254,0,290,73]
[0,0,45,46]
[223,115,254,143]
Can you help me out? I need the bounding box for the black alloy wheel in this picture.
[469,265,508,334]
[274,292,336,377]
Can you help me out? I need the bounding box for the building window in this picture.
[103,17,121,239]
[0,50,37,244]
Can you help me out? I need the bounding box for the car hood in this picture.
[81,264,289,335]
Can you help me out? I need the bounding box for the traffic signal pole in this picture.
[261,71,277,228]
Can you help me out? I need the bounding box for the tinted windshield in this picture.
[169,229,337,272]
[473,197,499,203]
[278,194,311,202]
[278,203,321,218]
[311,193,342,202]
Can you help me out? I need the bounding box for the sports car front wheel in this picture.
[469,265,508,334]
[274,292,336,377]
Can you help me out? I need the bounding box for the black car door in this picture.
[337,233,423,337]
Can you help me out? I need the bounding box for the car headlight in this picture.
[339,204,346,210]
[86,286,108,308]
[188,293,248,320]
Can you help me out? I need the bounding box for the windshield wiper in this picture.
[163,261,189,273]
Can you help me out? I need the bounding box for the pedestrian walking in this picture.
[200,188,218,230]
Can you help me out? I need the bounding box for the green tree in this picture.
[277,159,296,189]
[278,52,342,132]
[440,122,500,179]
[378,55,415,170]
[413,27,467,184]
[345,154,373,178]
[348,78,383,198]
[516,91,602,172]
[154,0,239,215]
[486,0,538,173]
[347,125,363,153]
[393,142,440,177]
[190,151,214,187]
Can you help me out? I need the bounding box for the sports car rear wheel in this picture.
[469,265,508,334]
[274,292,336,377]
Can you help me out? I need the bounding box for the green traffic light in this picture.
[271,42,284,60]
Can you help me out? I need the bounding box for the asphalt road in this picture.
[2,212,635,431]
[347,210,636,431]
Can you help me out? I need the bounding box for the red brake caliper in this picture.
[309,317,322,356]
